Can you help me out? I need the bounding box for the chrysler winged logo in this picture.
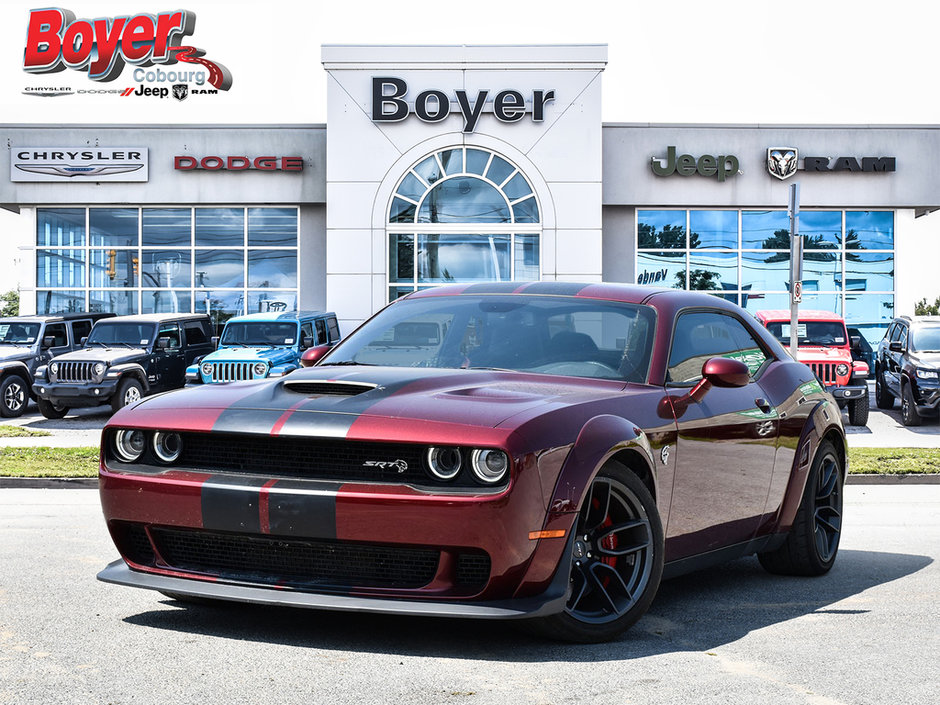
[767,147,798,180]
[14,164,144,178]
[363,459,409,473]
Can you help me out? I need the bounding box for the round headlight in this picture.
[93,362,106,376]
[470,449,509,484]
[253,362,268,377]
[427,446,462,480]
[114,429,146,463]
[49,362,58,375]
[201,362,213,376]
[152,431,182,463]
[835,363,849,377]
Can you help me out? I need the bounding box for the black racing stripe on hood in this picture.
[201,475,270,533]
[266,480,341,539]
[275,411,358,438]
[212,408,290,435]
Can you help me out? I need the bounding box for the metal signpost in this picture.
[788,183,802,358]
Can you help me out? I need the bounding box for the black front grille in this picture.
[150,527,440,589]
[179,433,430,484]
[55,361,94,383]
[456,553,491,587]
[111,522,155,565]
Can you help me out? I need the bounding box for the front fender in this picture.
[512,414,656,600]
[0,360,33,384]
[105,364,150,392]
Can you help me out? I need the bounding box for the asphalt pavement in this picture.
[0,484,936,705]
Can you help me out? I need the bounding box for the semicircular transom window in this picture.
[387,148,542,301]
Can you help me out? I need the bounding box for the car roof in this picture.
[405,281,676,305]
[900,315,940,325]
[754,309,844,322]
[224,310,332,324]
[93,313,211,324]
[0,312,114,323]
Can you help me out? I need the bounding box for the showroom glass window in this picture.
[387,147,541,301]
[36,207,299,329]
[637,209,895,344]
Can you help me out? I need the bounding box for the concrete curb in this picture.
[2,474,939,489]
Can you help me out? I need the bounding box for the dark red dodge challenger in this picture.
[98,282,846,642]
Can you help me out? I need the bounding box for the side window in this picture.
[300,322,314,344]
[890,324,903,343]
[884,323,896,342]
[183,322,208,345]
[668,311,769,384]
[327,318,340,342]
[71,320,92,344]
[315,319,328,345]
[157,323,181,349]
[44,323,69,347]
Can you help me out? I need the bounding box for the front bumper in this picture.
[33,379,119,407]
[912,382,940,414]
[825,383,867,406]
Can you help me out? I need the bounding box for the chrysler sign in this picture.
[11,147,148,182]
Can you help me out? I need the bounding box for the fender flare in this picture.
[0,360,33,385]
[109,364,150,393]
[512,414,657,600]
[775,398,847,534]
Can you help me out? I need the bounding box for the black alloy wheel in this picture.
[0,374,28,418]
[759,440,843,576]
[528,462,664,643]
[901,382,922,427]
[874,369,893,409]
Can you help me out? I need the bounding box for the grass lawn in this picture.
[0,425,51,438]
[0,445,938,478]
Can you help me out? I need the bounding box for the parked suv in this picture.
[32,313,214,418]
[875,315,940,425]
[0,312,114,417]
[755,309,870,425]
[187,310,340,384]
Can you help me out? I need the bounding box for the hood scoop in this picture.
[282,380,378,396]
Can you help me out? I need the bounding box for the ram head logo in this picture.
[767,148,798,180]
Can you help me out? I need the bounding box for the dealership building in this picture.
[2,44,939,344]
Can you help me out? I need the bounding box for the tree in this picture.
[638,223,699,249]
[675,269,721,291]
[915,297,940,316]
[0,290,19,317]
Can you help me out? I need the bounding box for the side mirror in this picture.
[850,335,861,349]
[211,336,220,349]
[300,344,333,367]
[42,336,56,349]
[80,336,88,346]
[301,336,314,350]
[156,338,170,349]
[889,341,904,353]
[689,357,751,403]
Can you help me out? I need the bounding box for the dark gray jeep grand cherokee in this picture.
[32,313,214,418]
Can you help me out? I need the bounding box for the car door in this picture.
[885,322,907,396]
[664,309,779,560]
[38,322,71,367]
[155,322,184,390]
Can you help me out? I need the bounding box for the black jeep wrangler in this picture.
[32,313,214,418]
[0,312,114,417]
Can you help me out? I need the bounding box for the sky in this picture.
[1,0,937,126]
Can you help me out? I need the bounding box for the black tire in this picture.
[36,398,69,419]
[847,393,869,426]
[0,374,29,418]
[874,369,893,409]
[526,462,664,643]
[759,440,843,576]
[111,377,144,413]
[900,381,922,427]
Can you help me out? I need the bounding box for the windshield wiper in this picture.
[465,366,515,372]
[318,360,376,366]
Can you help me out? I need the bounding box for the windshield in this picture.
[321,295,656,382]
[0,322,41,345]
[86,322,156,348]
[220,321,299,346]
[911,326,940,353]
[766,320,847,347]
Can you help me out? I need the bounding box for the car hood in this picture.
[114,365,632,435]
[203,346,296,365]
[0,346,34,361]
[53,347,149,365]
[795,346,852,363]
[910,351,940,367]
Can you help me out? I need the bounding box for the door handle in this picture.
[755,397,773,414]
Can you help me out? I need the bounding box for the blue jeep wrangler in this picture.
[186,310,340,384]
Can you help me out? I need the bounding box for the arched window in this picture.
[387,147,540,300]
